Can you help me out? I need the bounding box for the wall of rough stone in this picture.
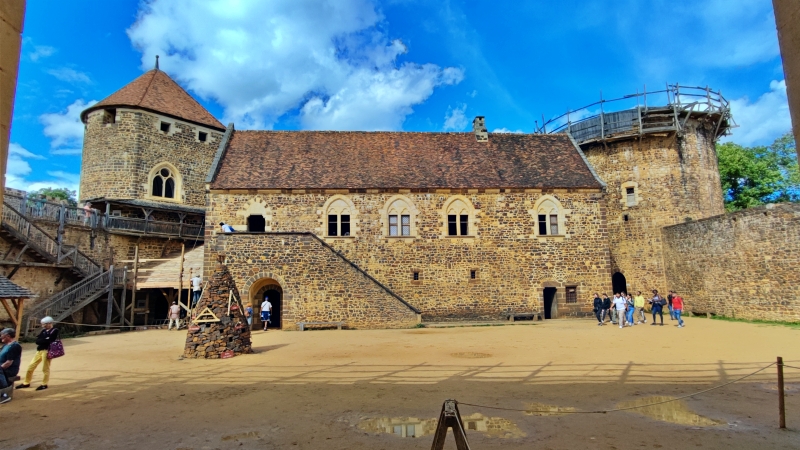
[80,108,223,207]
[206,189,612,322]
[582,120,725,293]
[662,203,800,322]
[207,233,422,329]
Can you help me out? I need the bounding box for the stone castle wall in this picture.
[207,233,420,330]
[206,189,613,322]
[80,108,223,207]
[662,203,800,322]
[582,120,725,293]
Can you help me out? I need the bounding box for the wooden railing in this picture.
[23,269,112,336]
[5,191,204,239]
[1,202,102,276]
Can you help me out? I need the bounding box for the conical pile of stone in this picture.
[184,257,252,358]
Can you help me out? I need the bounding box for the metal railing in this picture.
[535,84,734,144]
[1,202,102,276]
[4,191,204,239]
[23,269,113,336]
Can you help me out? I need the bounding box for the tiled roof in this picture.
[211,131,603,190]
[85,198,206,215]
[0,275,35,299]
[81,69,225,130]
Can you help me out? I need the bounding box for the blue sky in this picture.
[9,0,790,196]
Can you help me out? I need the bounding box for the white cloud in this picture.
[48,68,91,84]
[4,144,78,197]
[443,104,468,131]
[40,99,97,150]
[723,80,792,147]
[127,0,463,130]
[492,128,524,134]
[28,45,56,62]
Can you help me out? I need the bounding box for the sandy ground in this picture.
[1,317,799,450]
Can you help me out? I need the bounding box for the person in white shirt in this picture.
[219,222,235,233]
[168,301,182,330]
[190,275,202,307]
[613,294,627,329]
[260,298,272,331]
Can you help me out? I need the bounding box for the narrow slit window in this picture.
[459,214,469,235]
[198,131,208,142]
[328,215,338,236]
[549,214,559,235]
[623,214,630,222]
[538,214,547,235]
[401,214,410,236]
[340,214,350,236]
[389,214,398,236]
[160,121,171,133]
[470,270,476,280]
[448,214,458,236]
[626,187,636,206]
[413,271,419,281]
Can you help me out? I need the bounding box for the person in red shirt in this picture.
[672,293,685,328]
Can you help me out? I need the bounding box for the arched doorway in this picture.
[251,278,282,330]
[248,215,265,232]
[612,272,628,295]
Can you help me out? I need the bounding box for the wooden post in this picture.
[178,241,185,317]
[14,298,25,339]
[431,400,471,450]
[119,267,128,326]
[105,265,115,329]
[130,244,139,325]
[778,356,786,429]
[188,267,194,316]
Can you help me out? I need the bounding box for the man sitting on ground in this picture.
[0,328,22,404]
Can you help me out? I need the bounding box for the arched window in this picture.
[383,195,418,237]
[442,196,476,237]
[149,164,181,201]
[532,195,566,237]
[325,198,354,237]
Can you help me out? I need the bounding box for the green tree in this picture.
[32,187,77,207]
[717,133,800,211]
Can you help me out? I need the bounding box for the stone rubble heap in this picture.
[184,260,252,358]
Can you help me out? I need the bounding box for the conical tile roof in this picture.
[81,69,225,130]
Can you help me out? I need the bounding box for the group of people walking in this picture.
[592,290,685,329]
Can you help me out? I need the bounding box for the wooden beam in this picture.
[178,241,185,317]
[0,299,16,326]
[6,266,20,279]
[15,299,25,339]
[0,260,73,268]
[130,243,139,325]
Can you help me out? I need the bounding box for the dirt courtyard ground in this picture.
[2,317,799,450]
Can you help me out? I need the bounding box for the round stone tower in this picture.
[79,66,227,207]
[548,86,731,293]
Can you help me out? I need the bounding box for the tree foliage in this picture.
[32,187,77,207]
[717,132,800,211]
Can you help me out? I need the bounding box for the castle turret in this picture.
[542,85,731,293]
[79,62,226,207]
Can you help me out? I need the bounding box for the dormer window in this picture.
[160,121,171,133]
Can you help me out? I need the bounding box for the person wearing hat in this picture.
[17,316,59,391]
[168,301,182,330]
[0,328,22,403]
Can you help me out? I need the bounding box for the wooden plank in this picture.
[15,299,25,339]
[0,299,17,326]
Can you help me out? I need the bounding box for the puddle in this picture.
[358,413,524,438]
[616,396,724,426]
[451,352,492,358]
[523,402,577,416]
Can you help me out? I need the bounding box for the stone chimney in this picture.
[473,116,488,142]
[184,259,252,358]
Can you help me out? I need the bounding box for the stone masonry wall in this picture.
[206,189,612,322]
[207,233,420,329]
[662,203,800,322]
[582,120,725,293]
[80,108,223,207]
